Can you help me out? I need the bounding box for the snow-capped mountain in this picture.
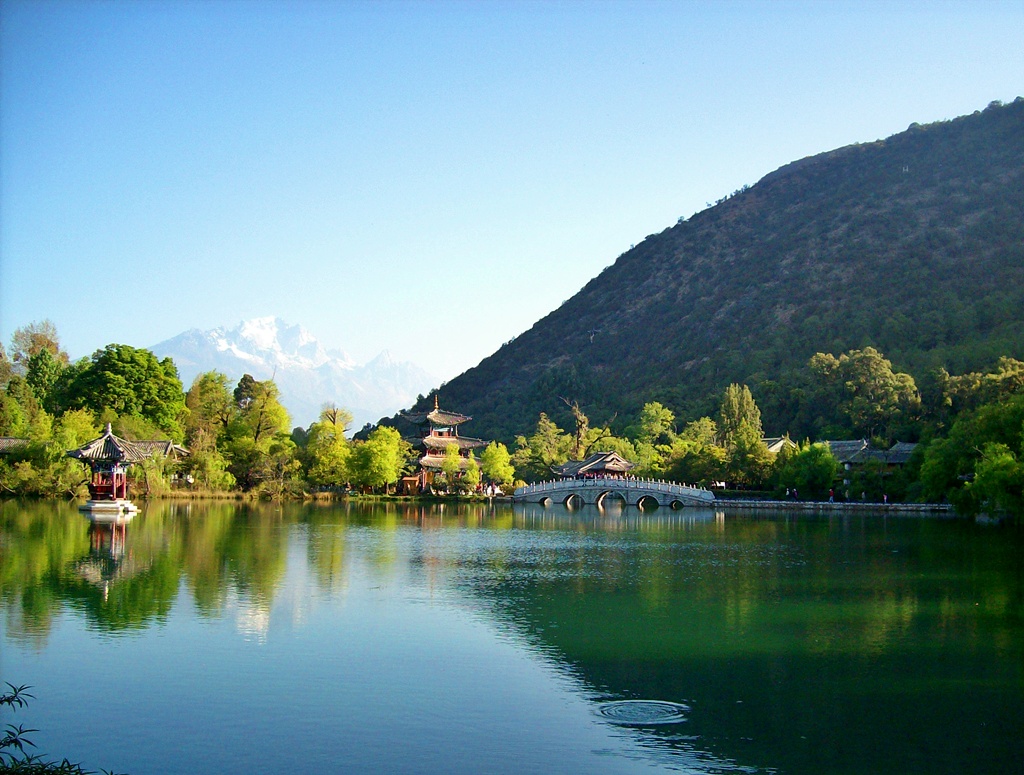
[151,317,438,430]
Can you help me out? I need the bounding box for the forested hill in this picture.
[417,99,1024,442]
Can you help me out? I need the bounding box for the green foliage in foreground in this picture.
[1,684,122,774]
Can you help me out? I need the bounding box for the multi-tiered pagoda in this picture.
[401,396,489,493]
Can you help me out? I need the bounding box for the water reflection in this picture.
[76,516,134,600]
[1,499,1022,774]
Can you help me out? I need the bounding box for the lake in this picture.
[1,499,1021,774]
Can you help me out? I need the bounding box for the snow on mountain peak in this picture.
[238,317,285,352]
[217,317,344,370]
[150,318,437,428]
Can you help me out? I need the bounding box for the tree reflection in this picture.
[2,501,1022,773]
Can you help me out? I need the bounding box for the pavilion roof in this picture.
[0,437,30,455]
[554,451,635,478]
[824,439,872,464]
[823,439,895,465]
[66,424,151,465]
[133,440,190,459]
[763,436,797,455]
[886,442,918,465]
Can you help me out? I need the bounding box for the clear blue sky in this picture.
[2,0,1022,382]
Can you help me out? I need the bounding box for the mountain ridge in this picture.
[406,99,1024,442]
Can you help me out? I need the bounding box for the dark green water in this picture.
[1,500,1021,774]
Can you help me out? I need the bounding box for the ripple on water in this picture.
[596,700,689,725]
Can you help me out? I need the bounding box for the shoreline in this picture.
[716,498,955,516]
[0,492,968,517]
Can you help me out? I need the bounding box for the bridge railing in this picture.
[514,476,713,500]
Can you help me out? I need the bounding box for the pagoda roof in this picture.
[421,435,488,451]
[402,408,472,426]
[401,395,472,427]
[419,455,477,471]
[66,424,151,465]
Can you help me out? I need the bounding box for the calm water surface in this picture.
[1,500,1021,774]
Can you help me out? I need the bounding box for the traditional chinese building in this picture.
[67,424,150,513]
[400,397,489,493]
[553,450,635,479]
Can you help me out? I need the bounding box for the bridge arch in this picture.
[563,493,584,509]
[636,494,660,510]
[596,490,628,509]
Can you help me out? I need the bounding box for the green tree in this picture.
[46,356,89,416]
[512,413,574,481]
[664,417,727,486]
[440,443,463,491]
[720,383,762,444]
[135,452,174,497]
[480,441,515,487]
[636,401,675,445]
[922,357,1024,432]
[230,376,290,447]
[233,373,258,409]
[305,405,353,487]
[26,347,65,411]
[773,442,839,500]
[255,437,303,499]
[225,437,262,491]
[718,384,772,486]
[597,434,637,463]
[921,392,1024,515]
[463,451,481,493]
[628,402,675,476]
[185,428,236,490]
[351,426,410,493]
[727,421,774,488]
[809,347,920,441]
[0,408,97,497]
[0,377,34,437]
[66,344,186,440]
[185,371,237,444]
[53,408,99,449]
[105,410,170,441]
[967,443,1024,517]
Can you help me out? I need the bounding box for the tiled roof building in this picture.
[400,396,489,492]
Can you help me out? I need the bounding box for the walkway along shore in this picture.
[716,499,955,516]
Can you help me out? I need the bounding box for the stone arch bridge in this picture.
[513,477,715,509]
